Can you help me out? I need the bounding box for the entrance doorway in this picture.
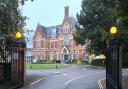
[64,54,69,63]
[61,46,70,63]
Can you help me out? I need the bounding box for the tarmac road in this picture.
[21,65,106,89]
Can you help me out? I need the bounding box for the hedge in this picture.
[122,59,128,68]
[91,59,105,66]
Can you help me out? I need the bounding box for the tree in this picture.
[116,0,128,61]
[0,0,33,41]
[74,0,116,55]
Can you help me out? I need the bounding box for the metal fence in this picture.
[0,39,26,88]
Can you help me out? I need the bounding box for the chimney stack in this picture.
[64,6,69,19]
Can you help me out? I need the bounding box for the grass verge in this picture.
[26,64,70,69]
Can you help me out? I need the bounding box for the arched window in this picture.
[63,23,69,34]
[36,33,41,48]
[83,52,86,60]
[83,52,88,60]
[75,52,79,59]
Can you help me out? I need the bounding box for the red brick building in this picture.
[33,6,88,63]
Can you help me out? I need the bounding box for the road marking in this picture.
[28,74,60,87]
[97,77,105,89]
[65,76,84,85]
[83,68,87,70]
[54,72,60,74]
[28,77,48,86]
[63,74,67,76]
[97,73,128,89]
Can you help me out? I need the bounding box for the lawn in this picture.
[26,64,70,69]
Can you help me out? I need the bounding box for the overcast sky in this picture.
[21,0,82,48]
[22,0,82,30]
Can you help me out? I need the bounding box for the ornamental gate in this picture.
[106,38,122,89]
[0,39,26,88]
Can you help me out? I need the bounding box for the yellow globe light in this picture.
[110,26,118,35]
[15,32,22,38]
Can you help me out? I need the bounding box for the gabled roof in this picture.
[69,17,77,28]
[37,24,61,38]
[35,17,77,38]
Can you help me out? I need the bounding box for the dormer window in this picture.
[52,29,56,38]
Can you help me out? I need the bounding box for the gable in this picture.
[61,17,77,34]
[33,25,45,41]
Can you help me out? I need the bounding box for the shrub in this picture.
[122,59,128,68]
[70,60,77,64]
[81,60,88,65]
[32,60,47,64]
[49,60,56,64]
[91,59,105,66]
[67,59,88,64]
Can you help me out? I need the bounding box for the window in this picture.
[36,33,41,48]
[83,52,88,60]
[63,39,69,46]
[63,23,69,34]
[64,27,68,34]
[63,39,66,46]
[55,41,57,48]
[51,41,54,48]
[52,29,56,38]
[75,52,79,59]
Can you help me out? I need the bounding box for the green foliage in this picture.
[75,0,117,54]
[32,60,56,64]
[81,60,88,65]
[74,26,86,45]
[91,59,105,66]
[0,0,22,35]
[86,27,109,54]
[67,60,88,65]
[117,1,128,17]
[67,60,76,64]
[32,60,47,64]
[0,0,33,41]
[20,0,34,5]
[122,59,128,68]
[50,60,56,64]
[26,64,69,69]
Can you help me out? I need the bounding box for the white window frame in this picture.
[36,33,41,48]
